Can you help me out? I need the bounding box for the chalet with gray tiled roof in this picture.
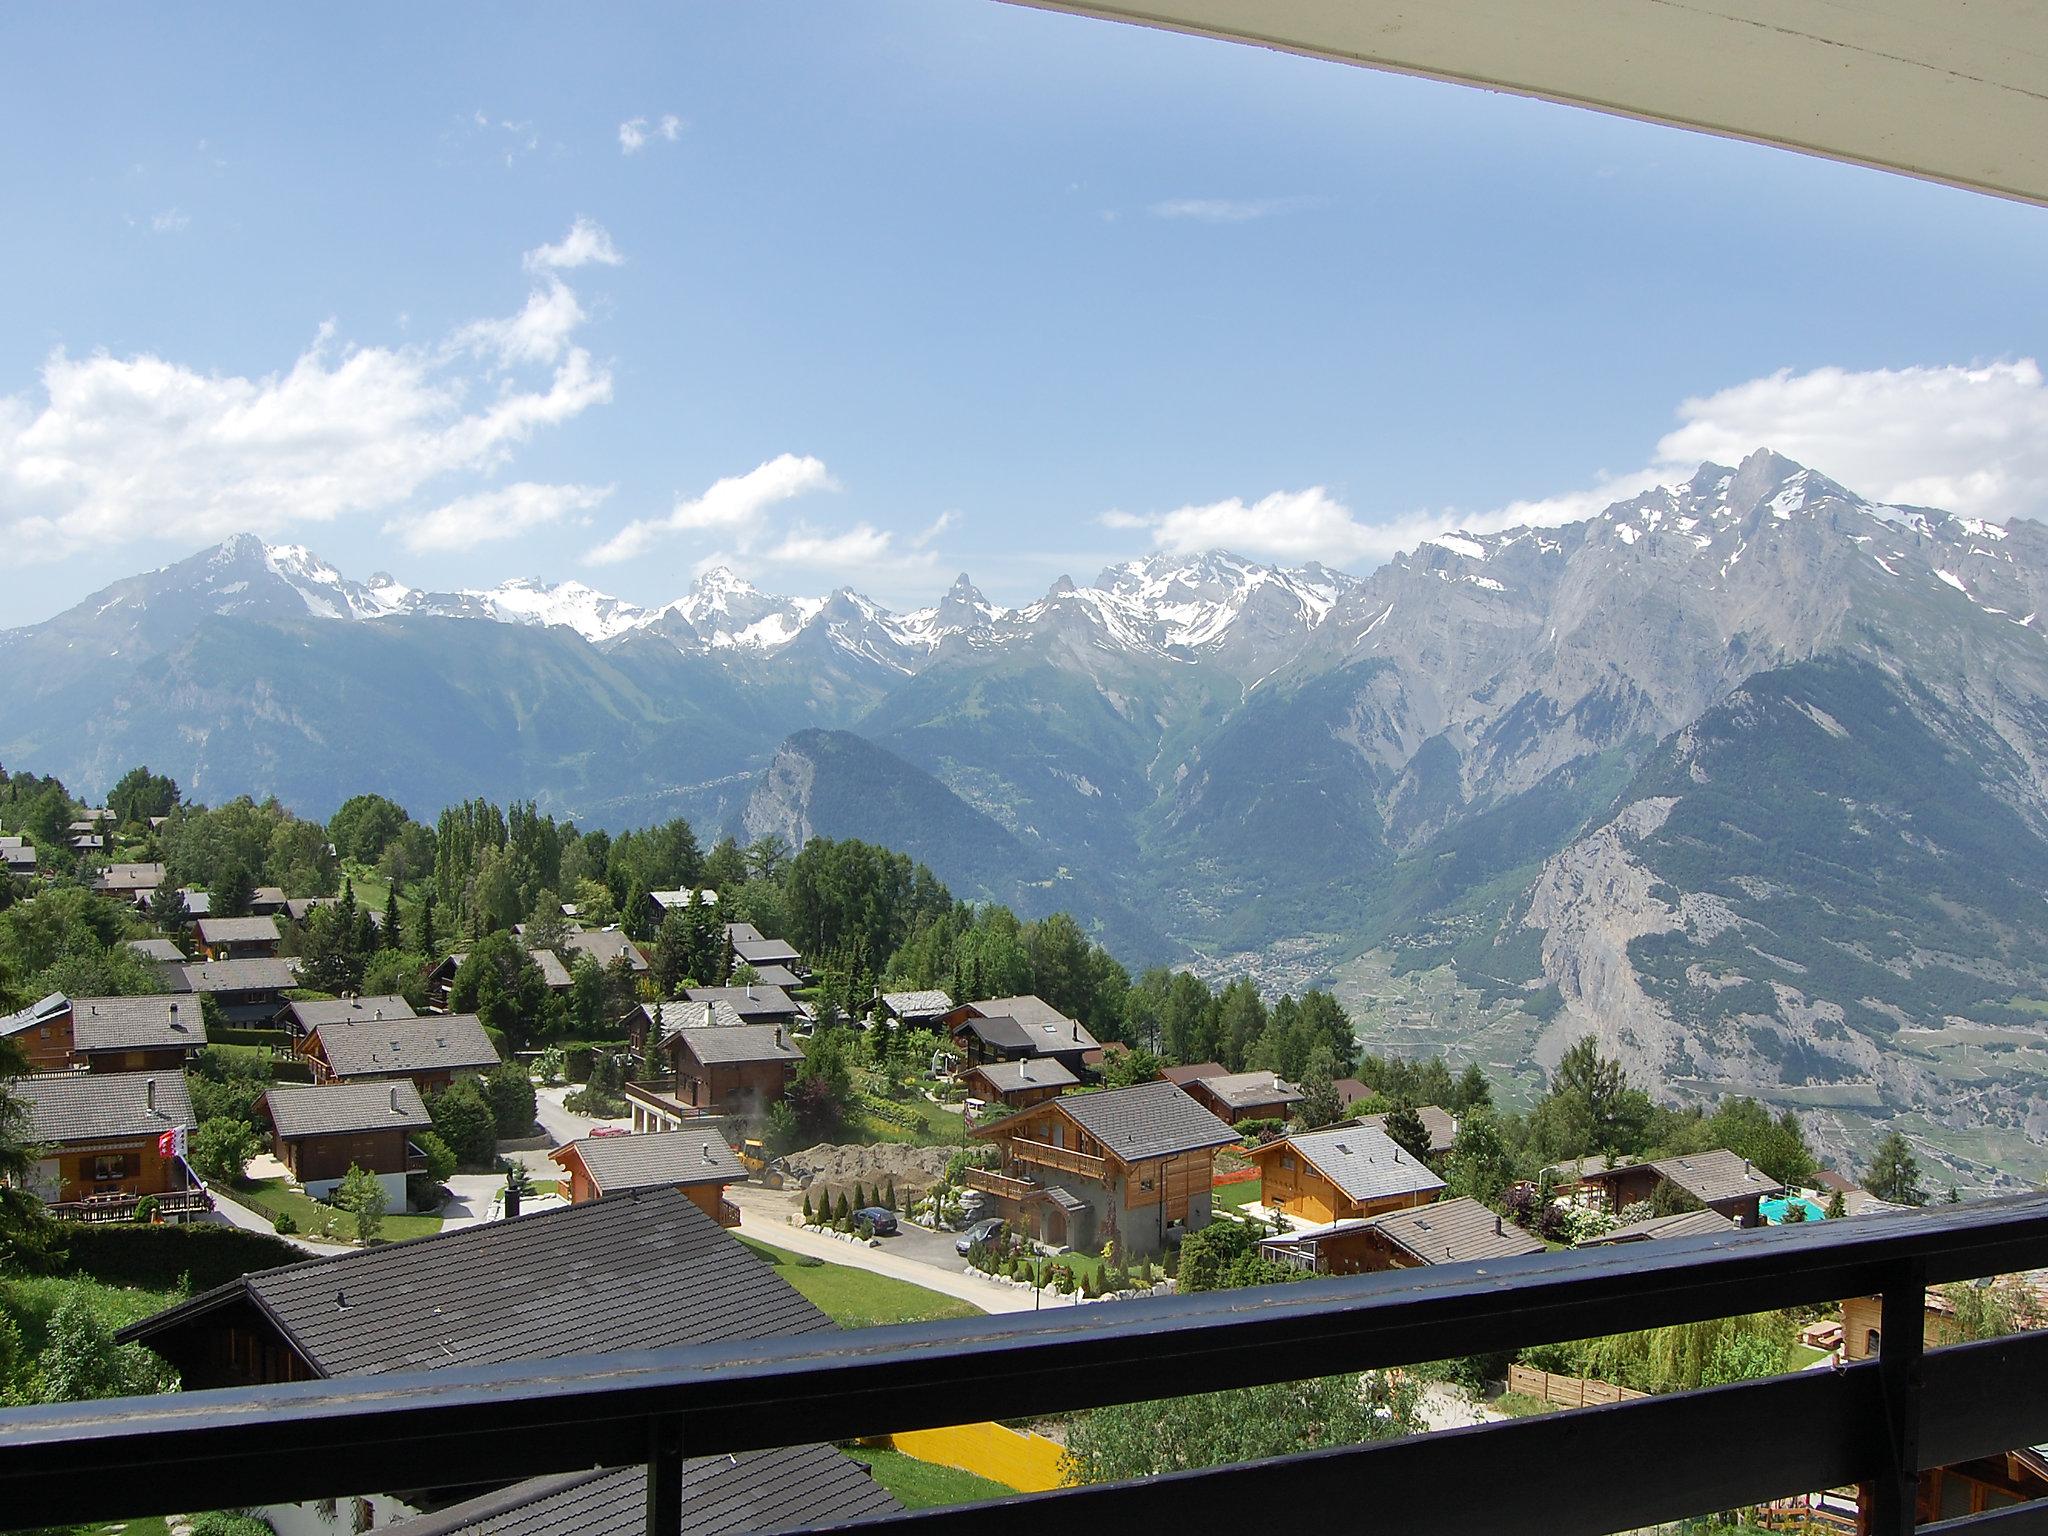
[551,1129,745,1223]
[1579,1208,1739,1246]
[304,1011,499,1093]
[1259,1195,1546,1276]
[945,995,1098,1074]
[173,957,300,1025]
[283,993,416,1043]
[970,1079,1237,1258]
[1246,1123,1446,1225]
[959,1055,1077,1111]
[879,989,954,1026]
[119,1186,834,1388]
[16,1070,207,1219]
[1,992,76,1072]
[561,927,648,973]
[69,994,204,1071]
[1581,1147,1785,1228]
[194,914,282,960]
[680,983,801,1025]
[1181,1069,1305,1126]
[89,861,163,895]
[124,937,186,964]
[666,1022,803,1125]
[1358,1104,1460,1157]
[263,1081,434,1204]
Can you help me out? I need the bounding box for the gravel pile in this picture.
[782,1142,958,1201]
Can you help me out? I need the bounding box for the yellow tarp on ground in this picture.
[886,1421,1068,1492]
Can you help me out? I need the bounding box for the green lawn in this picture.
[1214,1176,1263,1210]
[840,1447,1015,1509]
[734,1235,979,1328]
[76,1517,173,1536]
[232,1177,444,1244]
[2,1273,187,1355]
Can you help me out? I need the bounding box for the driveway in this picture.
[723,1183,1043,1315]
[439,1172,568,1230]
[203,1187,352,1257]
[534,1083,630,1146]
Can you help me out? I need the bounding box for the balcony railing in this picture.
[46,1186,214,1224]
[1006,1136,1107,1180]
[963,1165,1039,1200]
[716,1197,741,1228]
[6,1197,2048,1535]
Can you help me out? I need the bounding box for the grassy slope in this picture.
[232,1177,443,1243]
[840,1447,1015,1510]
[733,1235,978,1328]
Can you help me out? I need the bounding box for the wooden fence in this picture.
[1507,1363,1649,1408]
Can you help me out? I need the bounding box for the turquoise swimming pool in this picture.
[1760,1194,1827,1223]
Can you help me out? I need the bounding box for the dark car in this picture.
[955,1217,1004,1255]
[853,1206,899,1235]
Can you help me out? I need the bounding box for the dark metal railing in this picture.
[7,1196,2048,1536]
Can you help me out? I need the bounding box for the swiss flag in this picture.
[158,1125,187,1160]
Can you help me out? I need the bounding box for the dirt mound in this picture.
[782,1143,957,1200]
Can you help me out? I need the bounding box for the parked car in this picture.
[853,1206,898,1236]
[589,1126,631,1138]
[955,1217,1005,1255]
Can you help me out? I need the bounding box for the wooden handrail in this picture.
[1008,1137,1106,1179]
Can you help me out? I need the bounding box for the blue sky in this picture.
[3,0,2046,624]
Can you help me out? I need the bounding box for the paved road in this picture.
[724,1184,1045,1315]
[203,1186,352,1257]
[534,1083,631,1146]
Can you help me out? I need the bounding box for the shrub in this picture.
[802,1191,815,1223]
[335,1165,388,1245]
[206,1026,293,1050]
[190,1513,273,1536]
[484,1059,538,1138]
[413,1130,457,1185]
[274,1211,298,1235]
[834,1190,851,1223]
[884,1178,897,1211]
[132,1196,160,1225]
[60,1223,301,1291]
[429,1078,500,1167]
[190,1116,259,1185]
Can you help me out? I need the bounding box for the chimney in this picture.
[146,1078,157,1112]
[390,1084,402,1114]
[775,1025,785,1049]
[1072,1021,1079,1041]
[702,1141,715,1163]
[747,983,755,1000]
[1495,1214,1503,1236]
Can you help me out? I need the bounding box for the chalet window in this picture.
[1281,1155,1296,1171]
[1867,1329,1881,1355]
[1140,1177,1155,1191]
[92,1153,129,1181]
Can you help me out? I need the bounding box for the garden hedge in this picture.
[60,1221,303,1291]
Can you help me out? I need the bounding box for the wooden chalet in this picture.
[263,1081,434,1206]
[879,989,955,1028]
[303,1011,500,1093]
[15,1070,209,1222]
[666,1022,803,1124]
[624,997,745,1056]
[247,886,289,917]
[1180,1069,1305,1126]
[2,841,37,877]
[117,1187,835,1392]
[1245,1123,1446,1225]
[69,994,204,1072]
[1259,1196,1545,1276]
[172,957,300,1026]
[1159,1061,1227,1089]
[1579,1208,1738,1246]
[124,937,187,964]
[550,1129,745,1224]
[968,1079,1237,1258]
[944,995,1099,1075]
[560,927,649,974]
[680,983,801,1026]
[283,993,416,1045]
[1,992,76,1073]
[958,1056,1077,1112]
[194,914,283,960]
[1358,1104,1460,1157]
[1581,1148,1784,1228]
[89,861,163,897]
[643,888,718,930]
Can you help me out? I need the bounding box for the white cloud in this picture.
[585,454,838,566]
[1109,359,2048,576]
[0,243,616,564]
[150,208,190,234]
[388,481,612,554]
[618,114,684,154]
[910,510,959,548]
[1147,196,1326,223]
[524,217,623,273]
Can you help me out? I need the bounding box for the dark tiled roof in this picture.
[194,915,282,946]
[124,938,187,963]
[0,992,69,1040]
[266,1081,433,1140]
[1357,1104,1459,1155]
[387,1443,900,1536]
[956,1015,1035,1052]
[70,995,204,1054]
[1332,1077,1374,1107]
[722,922,765,945]
[672,1024,802,1066]
[1051,1080,1238,1164]
[89,862,164,892]
[562,929,648,972]
[644,999,747,1039]
[532,949,573,989]
[20,1069,194,1141]
[1580,1208,1738,1246]
[1370,1196,1545,1265]
[972,995,1099,1051]
[732,937,802,967]
[682,985,799,1020]
[311,1012,500,1079]
[556,1129,746,1194]
[1256,1125,1446,1205]
[880,989,953,1018]
[746,964,802,990]
[1650,1149,1786,1205]
[963,1057,1078,1095]
[1195,1071,1305,1111]
[119,1187,833,1376]
[286,996,418,1033]
[179,958,300,993]
[1160,1062,1227,1087]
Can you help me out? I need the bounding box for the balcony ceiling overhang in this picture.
[1003,0,2048,208]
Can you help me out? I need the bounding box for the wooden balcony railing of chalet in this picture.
[9,1197,2048,1536]
[717,1197,741,1229]
[1005,1137,1107,1180]
[48,1186,213,1224]
[962,1165,1039,1200]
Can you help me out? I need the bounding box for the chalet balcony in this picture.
[404,1142,430,1174]
[717,1197,741,1228]
[9,1197,2048,1536]
[962,1165,1040,1201]
[48,1185,213,1224]
[1006,1136,1106,1180]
